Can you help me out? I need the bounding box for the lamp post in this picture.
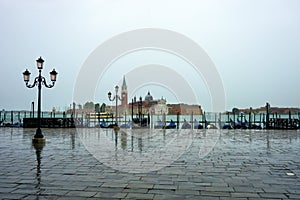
[266,102,270,129]
[131,97,137,122]
[139,96,143,126]
[23,57,58,143]
[108,85,123,126]
[249,107,252,128]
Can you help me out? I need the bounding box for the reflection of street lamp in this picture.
[23,57,58,143]
[108,85,123,125]
[33,142,44,198]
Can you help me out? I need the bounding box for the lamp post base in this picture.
[33,128,45,143]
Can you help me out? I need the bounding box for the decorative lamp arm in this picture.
[25,77,39,88]
[109,96,116,101]
[117,95,123,101]
[42,77,55,88]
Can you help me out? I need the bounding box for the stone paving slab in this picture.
[0,128,300,199]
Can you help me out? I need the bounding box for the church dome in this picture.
[145,91,153,101]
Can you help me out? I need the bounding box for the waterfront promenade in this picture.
[0,128,300,199]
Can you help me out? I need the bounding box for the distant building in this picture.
[168,103,202,115]
[107,76,203,116]
[238,106,300,115]
[143,92,168,115]
[152,97,169,115]
[121,76,128,107]
[129,91,169,115]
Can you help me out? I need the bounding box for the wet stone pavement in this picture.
[0,128,300,199]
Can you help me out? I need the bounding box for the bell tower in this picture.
[121,75,128,107]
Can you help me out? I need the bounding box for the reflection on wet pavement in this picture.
[0,128,300,199]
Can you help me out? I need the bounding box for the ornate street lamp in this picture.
[108,85,123,126]
[23,57,58,143]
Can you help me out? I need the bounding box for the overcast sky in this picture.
[0,0,299,112]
